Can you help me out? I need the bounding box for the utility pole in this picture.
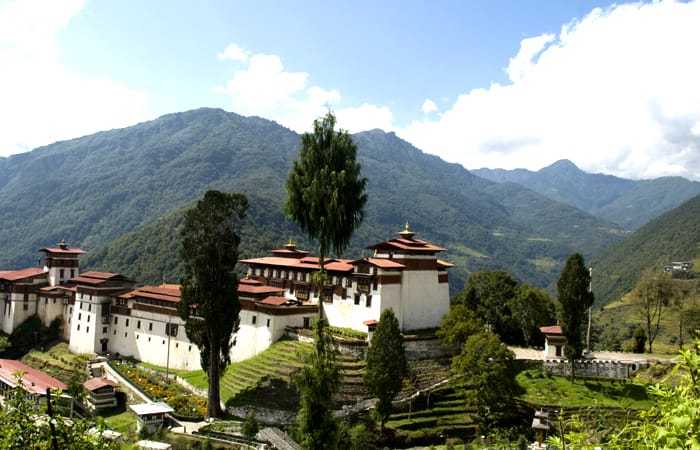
[586,264,592,353]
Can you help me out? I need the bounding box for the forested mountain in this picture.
[473,159,700,229]
[591,193,700,306]
[0,108,625,293]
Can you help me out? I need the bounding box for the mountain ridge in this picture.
[473,160,700,229]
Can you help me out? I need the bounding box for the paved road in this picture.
[510,347,678,362]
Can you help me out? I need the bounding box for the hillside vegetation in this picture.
[0,108,626,292]
[592,193,700,306]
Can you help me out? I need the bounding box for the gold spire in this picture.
[284,238,296,251]
[398,222,416,239]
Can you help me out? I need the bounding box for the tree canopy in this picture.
[178,190,248,418]
[285,111,367,272]
[363,308,407,429]
[452,270,555,346]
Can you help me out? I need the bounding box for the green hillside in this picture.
[591,193,700,306]
[0,108,625,293]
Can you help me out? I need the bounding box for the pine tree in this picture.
[178,190,248,418]
[294,320,341,450]
[363,308,407,429]
[285,111,367,287]
[556,253,594,381]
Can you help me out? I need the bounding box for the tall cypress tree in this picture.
[178,190,248,418]
[364,308,407,430]
[294,320,341,450]
[557,252,594,381]
[285,111,367,287]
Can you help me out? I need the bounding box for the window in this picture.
[366,295,372,308]
[124,332,127,338]
[137,320,141,329]
[88,303,91,312]
[87,315,90,323]
[45,298,48,305]
[86,326,89,333]
[165,323,178,337]
[149,322,153,331]
[70,269,75,278]
[78,313,82,320]
[113,330,116,335]
[103,327,107,333]
[266,319,270,328]
[114,317,118,325]
[77,324,80,331]
[354,294,360,305]
[59,269,64,279]
[125,319,129,327]
[252,316,257,325]
[345,277,352,287]
[373,278,378,290]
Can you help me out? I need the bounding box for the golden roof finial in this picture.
[284,237,296,250]
[398,221,416,239]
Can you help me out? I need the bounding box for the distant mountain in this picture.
[592,193,700,306]
[0,109,625,294]
[473,160,700,229]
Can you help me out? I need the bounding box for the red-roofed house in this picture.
[0,359,68,398]
[540,325,565,358]
[83,377,118,411]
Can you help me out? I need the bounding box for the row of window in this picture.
[252,267,355,287]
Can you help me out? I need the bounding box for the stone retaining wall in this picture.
[542,358,650,379]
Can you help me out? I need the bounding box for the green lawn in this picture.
[516,368,653,409]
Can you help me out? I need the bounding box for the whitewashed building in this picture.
[1,225,451,371]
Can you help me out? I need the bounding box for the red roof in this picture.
[0,359,67,394]
[238,283,285,295]
[368,237,447,253]
[0,267,46,281]
[83,377,118,391]
[258,296,290,306]
[239,256,353,273]
[120,285,181,303]
[352,258,405,269]
[39,247,86,255]
[71,271,133,286]
[540,325,563,335]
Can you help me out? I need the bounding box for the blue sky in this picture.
[2,0,699,181]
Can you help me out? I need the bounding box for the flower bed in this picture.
[111,360,207,420]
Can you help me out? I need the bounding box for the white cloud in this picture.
[0,0,151,157]
[422,99,437,115]
[217,43,249,62]
[399,0,700,181]
[214,47,392,134]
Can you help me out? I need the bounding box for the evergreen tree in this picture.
[363,308,407,429]
[294,320,341,450]
[178,190,248,418]
[556,253,594,381]
[285,111,367,284]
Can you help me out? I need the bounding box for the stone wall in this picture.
[542,358,650,379]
